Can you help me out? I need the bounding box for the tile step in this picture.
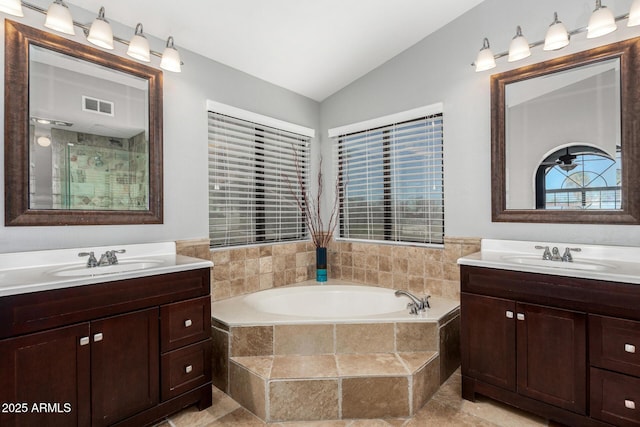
[231,351,438,380]
[229,351,441,422]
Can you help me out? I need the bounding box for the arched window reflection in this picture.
[535,145,621,209]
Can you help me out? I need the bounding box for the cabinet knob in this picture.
[185,365,193,374]
[625,343,636,354]
[506,311,514,319]
[80,336,90,346]
[625,399,636,410]
[516,313,525,321]
[184,319,193,328]
[93,333,103,342]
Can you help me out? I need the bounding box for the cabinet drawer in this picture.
[590,315,640,377]
[161,296,211,352]
[161,339,212,401]
[591,368,640,426]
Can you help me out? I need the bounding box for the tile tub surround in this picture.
[211,304,460,422]
[176,237,481,301]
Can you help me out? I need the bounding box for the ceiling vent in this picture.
[82,96,114,117]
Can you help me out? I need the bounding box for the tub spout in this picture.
[395,290,430,315]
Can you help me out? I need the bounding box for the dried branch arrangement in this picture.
[286,153,339,248]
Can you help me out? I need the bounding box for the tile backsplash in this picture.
[175,236,481,301]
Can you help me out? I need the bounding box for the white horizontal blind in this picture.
[208,112,310,248]
[335,114,444,245]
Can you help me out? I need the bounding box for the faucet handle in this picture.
[106,249,126,265]
[562,247,581,262]
[78,251,98,268]
[421,295,431,309]
[535,245,552,260]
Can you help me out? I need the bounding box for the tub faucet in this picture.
[395,290,431,315]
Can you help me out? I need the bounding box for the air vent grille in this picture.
[82,96,114,116]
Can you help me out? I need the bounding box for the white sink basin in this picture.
[52,260,164,277]
[500,255,613,271]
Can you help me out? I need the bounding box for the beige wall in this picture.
[176,236,481,302]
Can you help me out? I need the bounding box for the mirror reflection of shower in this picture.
[30,123,149,211]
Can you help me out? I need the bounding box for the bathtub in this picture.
[211,279,462,421]
[211,279,460,325]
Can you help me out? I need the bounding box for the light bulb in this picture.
[0,0,24,17]
[475,38,496,72]
[127,23,151,62]
[587,0,617,38]
[629,0,640,27]
[508,26,531,62]
[44,0,75,36]
[87,7,114,50]
[160,36,182,72]
[544,12,570,51]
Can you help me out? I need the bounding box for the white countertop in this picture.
[457,239,640,285]
[0,242,213,297]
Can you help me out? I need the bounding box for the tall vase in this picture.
[316,247,327,282]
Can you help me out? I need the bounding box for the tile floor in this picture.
[155,370,564,427]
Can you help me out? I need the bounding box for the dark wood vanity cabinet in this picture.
[0,268,212,427]
[461,293,586,414]
[461,265,640,427]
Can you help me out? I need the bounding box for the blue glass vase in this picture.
[316,247,327,282]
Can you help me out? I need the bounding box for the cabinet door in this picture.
[461,293,516,391]
[516,303,586,414]
[91,308,159,426]
[0,323,91,427]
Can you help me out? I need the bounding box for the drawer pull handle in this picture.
[625,399,636,410]
[516,313,525,321]
[184,319,193,328]
[93,333,103,342]
[625,344,636,354]
[80,337,90,346]
[185,365,193,374]
[506,311,514,319]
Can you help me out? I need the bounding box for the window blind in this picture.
[208,111,310,248]
[335,113,444,245]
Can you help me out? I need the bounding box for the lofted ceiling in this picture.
[67,0,485,101]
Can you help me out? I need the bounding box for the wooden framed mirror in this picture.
[5,20,163,226]
[491,37,640,224]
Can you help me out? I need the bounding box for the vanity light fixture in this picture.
[0,0,23,17]
[508,26,531,62]
[87,6,113,50]
[587,0,617,38]
[543,12,570,51]
[629,0,640,27]
[0,1,185,72]
[472,1,639,71]
[160,36,182,72]
[44,0,75,35]
[127,23,151,62]
[475,38,496,72]
[36,136,52,147]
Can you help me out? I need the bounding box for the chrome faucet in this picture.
[98,249,126,266]
[535,245,581,262]
[395,290,431,315]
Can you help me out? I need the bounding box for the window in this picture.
[207,109,311,248]
[535,145,621,210]
[333,111,444,245]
